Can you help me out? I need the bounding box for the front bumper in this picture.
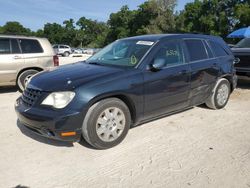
[15,97,84,142]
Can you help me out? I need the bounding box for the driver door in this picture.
[143,39,191,119]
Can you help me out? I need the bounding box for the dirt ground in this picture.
[0,76,250,188]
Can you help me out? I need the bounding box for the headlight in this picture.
[41,92,75,109]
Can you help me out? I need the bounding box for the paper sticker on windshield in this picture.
[136,41,154,46]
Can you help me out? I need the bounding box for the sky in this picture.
[0,0,193,31]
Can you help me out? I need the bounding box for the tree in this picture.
[106,5,135,43]
[62,19,76,46]
[234,3,250,29]
[145,0,177,33]
[77,17,108,47]
[0,21,31,35]
[43,23,65,45]
[177,0,248,37]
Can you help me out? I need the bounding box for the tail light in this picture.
[53,55,59,66]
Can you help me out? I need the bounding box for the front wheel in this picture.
[82,98,131,149]
[206,78,231,110]
[17,70,39,92]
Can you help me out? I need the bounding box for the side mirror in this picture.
[233,57,240,65]
[149,58,165,72]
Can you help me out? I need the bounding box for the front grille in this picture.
[22,87,42,107]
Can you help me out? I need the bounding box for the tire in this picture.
[17,70,39,92]
[205,78,231,110]
[63,51,70,57]
[82,98,131,149]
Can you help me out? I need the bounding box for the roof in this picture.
[120,33,222,41]
[0,34,46,40]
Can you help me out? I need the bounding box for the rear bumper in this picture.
[235,67,250,74]
[15,97,83,142]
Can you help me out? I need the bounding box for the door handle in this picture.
[13,56,22,59]
[212,63,217,68]
[178,70,187,75]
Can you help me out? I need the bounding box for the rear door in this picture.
[183,39,220,106]
[143,39,191,119]
[0,38,24,85]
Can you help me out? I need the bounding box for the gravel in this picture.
[0,75,250,188]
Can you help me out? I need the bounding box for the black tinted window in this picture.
[19,39,43,53]
[154,40,184,67]
[209,41,228,57]
[184,39,208,61]
[0,38,11,54]
[11,39,21,54]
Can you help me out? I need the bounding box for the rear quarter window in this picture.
[208,41,229,57]
[19,39,43,53]
[184,39,208,62]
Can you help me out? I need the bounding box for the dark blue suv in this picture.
[15,34,237,149]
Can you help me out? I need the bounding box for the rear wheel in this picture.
[82,98,131,149]
[206,78,231,109]
[17,70,39,92]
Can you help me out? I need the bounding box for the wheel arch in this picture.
[87,93,137,126]
[16,67,44,83]
[221,74,234,93]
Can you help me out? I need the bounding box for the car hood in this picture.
[28,62,125,91]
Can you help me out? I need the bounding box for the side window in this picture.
[209,41,228,57]
[19,39,43,53]
[0,38,11,54]
[154,40,184,67]
[11,39,21,54]
[184,39,208,62]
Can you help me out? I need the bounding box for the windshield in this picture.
[235,38,250,48]
[86,39,155,67]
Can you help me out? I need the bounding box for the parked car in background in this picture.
[0,35,59,91]
[231,38,250,76]
[16,34,237,149]
[72,48,83,54]
[83,48,94,55]
[53,44,72,57]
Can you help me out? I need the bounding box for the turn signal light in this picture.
[61,132,76,137]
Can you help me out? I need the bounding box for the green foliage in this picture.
[234,3,250,28]
[177,0,249,37]
[0,21,32,35]
[1,0,250,47]
[77,17,108,47]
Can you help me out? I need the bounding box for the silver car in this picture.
[0,35,58,91]
[53,44,72,57]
